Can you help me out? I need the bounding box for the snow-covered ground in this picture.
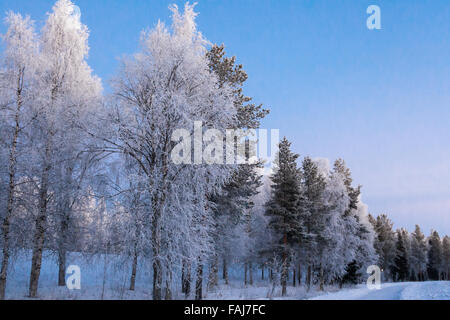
[311,281,450,300]
[4,250,155,300]
[3,250,449,300]
[3,250,341,300]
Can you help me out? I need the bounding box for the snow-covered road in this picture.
[311,281,450,300]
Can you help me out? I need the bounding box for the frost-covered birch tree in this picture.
[109,3,236,299]
[0,11,38,300]
[314,161,352,289]
[26,0,101,297]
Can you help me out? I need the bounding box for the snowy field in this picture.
[3,250,449,300]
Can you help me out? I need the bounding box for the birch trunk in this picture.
[223,258,229,285]
[244,262,248,285]
[207,254,218,291]
[182,260,191,298]
[29,154,50,298]
[319,264,324,291]
[306,264,312,291]
[0,68,24,300]
[293,267,296,287]
[195,261,203,300]
[129,241,138,291]
[151,193,164,300]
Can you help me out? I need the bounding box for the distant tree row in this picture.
[260,137,449,296]
[368,215,450,282]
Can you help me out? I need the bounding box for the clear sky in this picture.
[1,0,449,235]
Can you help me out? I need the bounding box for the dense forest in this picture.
[0,0,448,300]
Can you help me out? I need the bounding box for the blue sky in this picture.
[1,0,449,235]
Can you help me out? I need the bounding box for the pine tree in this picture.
[341,261,360,284]
[442,236,450,280]
[298,157,326,290]
[368,213,377,229]
[208,163,262,288]
[373,214,397,281]
[206,44,268,290]
[206,44,269,130]
[393,230,409,281]
[410,225,428,281]
[401,228,412,280]
[266,137,301,296]
[427,230,442,280]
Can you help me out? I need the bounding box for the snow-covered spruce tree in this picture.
[310,159,332,290]
[427,230,442,280]
[372,214,397,281]
[313,160,357,289]
[330,159,360,285]
[0,11,38,300]
[368,213,377,230]
[442,236,450,280]
[27,0,101,297]
[333,159,361,216]
[409,224,428,281]
[393,229,409,282]
[401,228,412,280]
[331,159,376,285]
[266,138,302,296]
[298,156,326,290]
[109,4,236,300]
[205,44,268,290]
[346,198,377,284]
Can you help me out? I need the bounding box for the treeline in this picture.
[369,215,449,283]
[0,1,448,301]
[259,138,450,296]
